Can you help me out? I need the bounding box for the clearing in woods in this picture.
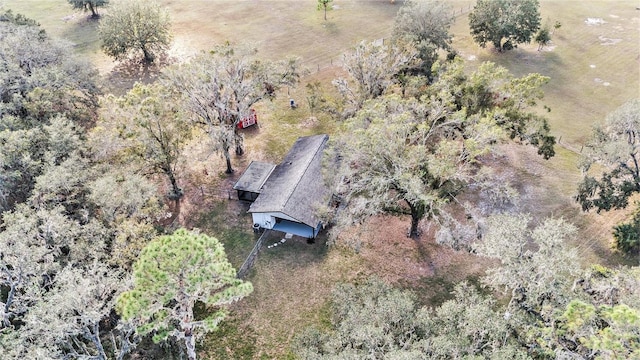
[3,0,639,358]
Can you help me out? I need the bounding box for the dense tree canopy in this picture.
[99,0,171,63]
[10,263,135,359]
[92,83,192,200]
[0,14,163,359]
[0,15,100,212]
[476,215,640,358]
[329,59,554,240]
[297,216,640,359]
[469,0,541,52]
[295,278,527,359]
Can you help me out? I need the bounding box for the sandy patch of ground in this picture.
[585,17,607,25]
[599,35,622,45]
[297,116,319,128]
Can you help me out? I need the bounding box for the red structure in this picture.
[237,109,258,129]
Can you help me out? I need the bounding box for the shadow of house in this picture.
[233,134,329,238]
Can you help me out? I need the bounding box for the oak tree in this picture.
[469,0,541,52]
[0,14,100,124]
[99,0,171,63]
[68,0,109,18]
[329,94,504,239]
[295,279,527,359]
[330,60,554,240]
[429,60,555,159]
[474,214,580,314]
[332,40,417,117]
[577,99,640,212]
[93,83,192,200]
[297,216,640,359]
[11,263,137,360]
[165,44,301,173]
[393,0,454,75]
[576,99,640,254]
[88,171,163,269]
[0,16,99,212]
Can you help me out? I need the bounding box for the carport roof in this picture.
[233,161,276,193]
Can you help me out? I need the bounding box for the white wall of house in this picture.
[251,212,298,229]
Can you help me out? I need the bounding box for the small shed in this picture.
[247,134,329,238]
[233,161,276,202]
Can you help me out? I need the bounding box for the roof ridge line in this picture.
[279,135,328,216]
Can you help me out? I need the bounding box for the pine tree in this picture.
[117,229,253,360]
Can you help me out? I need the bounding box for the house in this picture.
[233,134,329,238]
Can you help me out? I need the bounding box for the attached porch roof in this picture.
[233,161,276,194]
[272,220,318,238]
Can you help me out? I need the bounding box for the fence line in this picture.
[237,229,271,279]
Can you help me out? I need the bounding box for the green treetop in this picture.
[117,229,253,360]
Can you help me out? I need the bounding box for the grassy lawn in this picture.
[4,0,639,358]
[451,0,640,147]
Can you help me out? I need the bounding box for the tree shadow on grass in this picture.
[60,13,101,52]
[105,52,178,95]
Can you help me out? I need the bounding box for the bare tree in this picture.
[333,40,417,117]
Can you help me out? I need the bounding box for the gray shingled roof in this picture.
[249,134,329,228]
[233,161,276,193]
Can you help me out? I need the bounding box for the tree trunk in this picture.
[234,132,244,156]
[225,155,233,174]
[163,166,182,199]
[184,330,197,360]
[88,323,108,360]
[221,135,234,173]
[1,281,16,328]
[406,200,424,239]
[324,6,327,20]
[112,324,136,360]
[409,211,420,238]
[88,3,98,18]
[141,46,154,63]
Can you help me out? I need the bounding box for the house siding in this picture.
[251,212,298,229]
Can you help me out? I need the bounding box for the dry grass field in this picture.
[3,0,639,358]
